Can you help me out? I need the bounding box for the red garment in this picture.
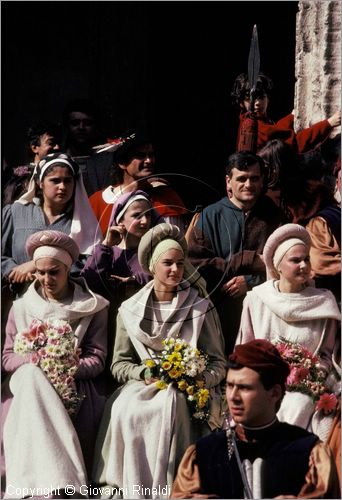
[237,112,332,153]
[89,184,188,235]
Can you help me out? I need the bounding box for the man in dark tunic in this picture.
[172,339,340,499]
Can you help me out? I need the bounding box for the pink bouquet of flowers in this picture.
[274,337,338,413]
[14,318,82,415]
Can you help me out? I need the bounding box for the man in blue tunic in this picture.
[187,151,283,354]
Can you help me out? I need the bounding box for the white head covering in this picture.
[115,194,151,224]
[33,246,73,269]
[15,153,102,254]
[26,230,80,270]
[272,238,306,270]
[263,223,312,280]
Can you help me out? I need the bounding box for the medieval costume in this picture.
[89,181,188,237]
[1,231,109,497]
[82,190,161,301]
[92,224,226,498]
[82,190,162,394]
[171,420,340,499]
[187,193,282,354]
[238,111,334,153]
[172,338,340,499]
[2,153,101,280]
[237,224,340,437]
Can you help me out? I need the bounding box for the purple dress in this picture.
[82,243,152,302]
[82,244,152,393]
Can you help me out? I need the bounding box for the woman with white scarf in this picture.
[2,152,102,286]
[1,230,109,498]
[236,223,340,440]
[92,223,226,499]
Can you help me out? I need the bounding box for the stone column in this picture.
[294,0,341,137]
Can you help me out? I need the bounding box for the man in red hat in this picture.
[172,339,340,499]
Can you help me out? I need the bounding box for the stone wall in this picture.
[294,0,341,137]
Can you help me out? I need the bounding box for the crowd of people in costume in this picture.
[1,72,341,499]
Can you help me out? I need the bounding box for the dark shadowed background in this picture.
[2,1,298,209]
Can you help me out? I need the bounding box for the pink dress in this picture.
[1,278,109,494]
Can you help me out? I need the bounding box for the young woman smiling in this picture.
[236,223,340,439]
[82,190,163,393]
[92,223,226,497]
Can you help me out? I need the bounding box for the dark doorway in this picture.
[2,1,298,209]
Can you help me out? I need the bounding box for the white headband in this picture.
[273,238,306,270]
[39,158,75,181]
[115,194,150,224]
[33,246,73,269]
[15,159,102,255]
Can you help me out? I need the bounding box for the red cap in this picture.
[228,339,290,385]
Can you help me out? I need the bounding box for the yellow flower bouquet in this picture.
[144,337,210,421]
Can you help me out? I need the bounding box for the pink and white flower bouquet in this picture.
[14,318,82,415]
[274,337,338,414]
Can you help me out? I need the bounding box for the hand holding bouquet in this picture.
[144,337,210,421]
[14,318,83,415]
[274,337,338,415]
